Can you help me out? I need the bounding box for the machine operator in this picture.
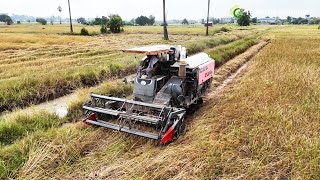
[141,55,159,78]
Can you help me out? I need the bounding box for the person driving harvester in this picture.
[141,55,159,78]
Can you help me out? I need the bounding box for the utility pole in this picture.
[57,6,62,24]
[206,0,210,36]
[163,0,169,40]
[68,0,73,33]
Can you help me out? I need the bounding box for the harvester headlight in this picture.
[141,81,147,86]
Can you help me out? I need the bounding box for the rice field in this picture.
[0,24,263,112]
[1,24,319,179]
[0,40,268,179]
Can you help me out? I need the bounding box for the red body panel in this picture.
[198,60,215,85]
[161,127,174,144]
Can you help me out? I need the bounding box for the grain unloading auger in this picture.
[83,45,215,144]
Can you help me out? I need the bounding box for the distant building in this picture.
[220,17,234,24]
[203,22,213,27]
[258,17,281,24]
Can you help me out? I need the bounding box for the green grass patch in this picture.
[186,34,242,55]
[206,37,259,67]
[0,112,64,145]
[0,124,94,179]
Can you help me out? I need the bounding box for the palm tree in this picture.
[57,6,62,24]
[206,0,210,36]
[67,0,73,33]
[163,0,169,40]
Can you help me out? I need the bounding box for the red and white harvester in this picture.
[83,45,215,144]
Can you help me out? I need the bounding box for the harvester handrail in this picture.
[83,105,120,116]
[90,93,166,109]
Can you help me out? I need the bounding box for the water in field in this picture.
[0,93,78,120]
[33,93,78,118]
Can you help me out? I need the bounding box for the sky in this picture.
[0,0,318,20]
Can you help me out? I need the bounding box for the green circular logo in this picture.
[230,5,243,19]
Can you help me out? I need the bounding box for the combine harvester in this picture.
[83,45,215,144]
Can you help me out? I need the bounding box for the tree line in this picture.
[3,13,320,27]
[0,14,13,25]
[78,15,124,35]
[132,15,155,26]
[286,15,320,25]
